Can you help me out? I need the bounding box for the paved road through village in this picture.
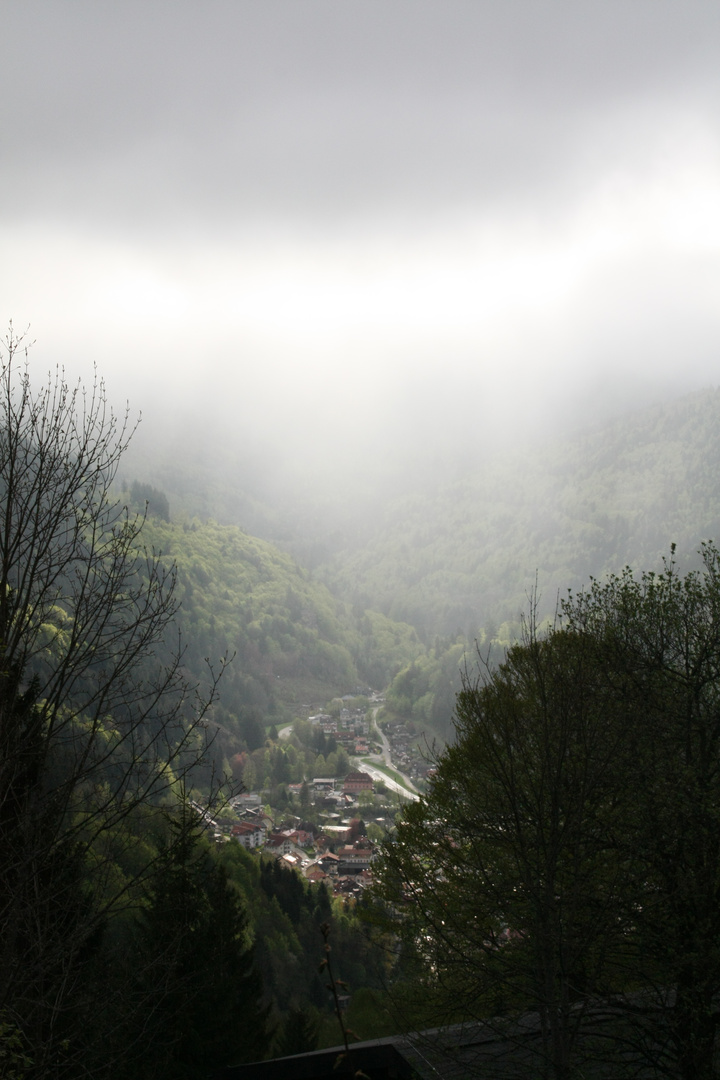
[278,710,420,801]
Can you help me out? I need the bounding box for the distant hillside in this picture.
[316,388,720,640]
[122,388,720,749]
[135,517,424,749]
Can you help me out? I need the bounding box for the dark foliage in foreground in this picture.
[376,544,720,1080]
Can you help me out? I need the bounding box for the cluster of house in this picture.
[309,770,373,798]
[308,705,372,755]
[229,813,376,897]
[223,773,378,898]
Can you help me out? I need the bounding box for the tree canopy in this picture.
[376,544,720,1080]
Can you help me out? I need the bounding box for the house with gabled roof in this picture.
[335,844,374,873]
[231,821,267,850]
[343,770,373,794]
[304,865,328,884]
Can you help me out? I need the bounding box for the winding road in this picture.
[278,710,420,800]
[357,708,420,801]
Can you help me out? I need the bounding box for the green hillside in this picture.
[133,515,424,748]
[124,388,720,748]
[317,388,720,641]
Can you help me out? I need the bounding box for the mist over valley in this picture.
[118,383,720,755]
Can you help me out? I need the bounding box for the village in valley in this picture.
[200,693,430,901]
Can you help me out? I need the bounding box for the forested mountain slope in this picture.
[131,388,720,646]
[316,388,720,640]
[125,388,720,746]
[133,515,424,748]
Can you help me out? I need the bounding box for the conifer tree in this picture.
[126,804,270,1080]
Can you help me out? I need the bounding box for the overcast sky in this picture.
[2,1,720,490]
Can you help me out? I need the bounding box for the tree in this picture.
[562,544,720,1080]
[375,616,630,1080]
[377,546,720,1080]
[366,821,384,844]
[348,817,367,841]
[275,1007,319,1057]
[299,778,311,811]
[129,480,170,522]
[242,757,258,792]
[336,746,351,776]
[117,802,271,1080]
[0,328,221,1076]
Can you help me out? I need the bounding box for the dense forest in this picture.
[121,512,426,751]
[314,389,720,639]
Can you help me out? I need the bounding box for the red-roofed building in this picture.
[231,821,267,850]
[304,866,328,883]
[266,833,295,857]
[343,771,373,794]
[336,845,374,871]
[318,852,340,875]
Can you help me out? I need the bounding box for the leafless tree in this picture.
[0,326,221,1076]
